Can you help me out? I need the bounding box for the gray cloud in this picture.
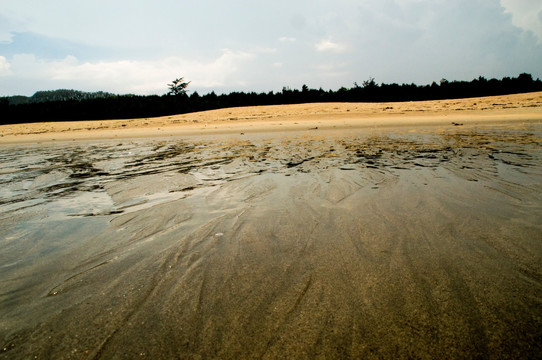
[501,0,542,41]
[0,0,541,96]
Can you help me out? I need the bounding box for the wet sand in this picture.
[1,94,542,359]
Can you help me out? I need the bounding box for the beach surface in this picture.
[1,93,541,358]
[1,91,542,143]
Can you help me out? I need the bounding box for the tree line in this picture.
[1,73,541,124]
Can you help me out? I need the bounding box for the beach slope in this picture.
[0,93,541,358]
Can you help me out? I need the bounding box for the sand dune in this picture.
[0,93,541,358]
[1,91,542,143]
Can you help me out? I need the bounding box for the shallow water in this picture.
[1,125,541,359]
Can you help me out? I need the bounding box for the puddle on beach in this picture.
[1,125,541,359]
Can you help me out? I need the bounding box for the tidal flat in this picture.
[1,124,541,359]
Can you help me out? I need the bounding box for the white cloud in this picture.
[0,56,11,75]
[1,1,541,95]
[278,36,296,42]
[501,0,542,41]
[313,62,348,79]
[0,31,14,44]
[251,47,277,54]
[2,50,258,94]
[315,38,348,53]
[0,13,20,44]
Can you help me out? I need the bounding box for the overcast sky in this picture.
[1,0,541,96]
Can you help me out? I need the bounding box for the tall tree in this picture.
[168,77,191,96]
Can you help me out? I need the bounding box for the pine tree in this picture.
[167,77,191,96]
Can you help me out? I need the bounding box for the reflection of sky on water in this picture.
[0,127,540,359]
[1,129,540,222]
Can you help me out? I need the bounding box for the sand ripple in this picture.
[1,124,541,359]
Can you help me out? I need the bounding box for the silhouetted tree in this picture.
[362,77,376,89]
[2,73,541,124]
[168,77,191,96]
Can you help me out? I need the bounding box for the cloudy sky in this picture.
[1,0,541,96]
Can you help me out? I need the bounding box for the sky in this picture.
[1,0,541,96]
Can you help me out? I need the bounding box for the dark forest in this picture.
[1,73,541,124]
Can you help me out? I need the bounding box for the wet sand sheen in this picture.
[1,118,542,357]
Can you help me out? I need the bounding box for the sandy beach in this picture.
[1,92,541,359]
[1,91,542,143]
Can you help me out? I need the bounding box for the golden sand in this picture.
[1,92,541,358]
[1,91,541,143]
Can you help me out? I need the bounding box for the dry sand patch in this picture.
[1,91,541,143]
